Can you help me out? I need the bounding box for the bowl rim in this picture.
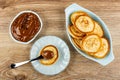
[9,10,43,44]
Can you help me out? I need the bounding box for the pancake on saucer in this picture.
[39,45,58,65]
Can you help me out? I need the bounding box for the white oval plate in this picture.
[30,36,70,75]
[9,10,43,44]
[65,3,114,66]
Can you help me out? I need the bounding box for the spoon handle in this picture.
[10,55,43,69]
[11,60,30,69]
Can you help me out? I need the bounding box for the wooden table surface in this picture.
[0,0,120,80]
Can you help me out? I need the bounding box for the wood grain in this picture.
[0,0,120,80]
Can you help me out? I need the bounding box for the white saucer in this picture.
[30,36,70,75]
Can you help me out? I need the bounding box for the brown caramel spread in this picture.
[11,12,40,42]
[42,50,54,59]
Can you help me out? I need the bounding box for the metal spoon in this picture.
[10,55,43,69]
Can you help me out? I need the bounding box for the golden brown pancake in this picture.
[75,16,95,33]
[71,11,87,25]
[87,21,103,37]
[70,25,86,37]
[68,25,85,39]
[93,38,109,58]
[39,45,58,65]
[82,34,101,53]
[72,38,82,49]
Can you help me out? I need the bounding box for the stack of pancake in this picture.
[68,11,109,58]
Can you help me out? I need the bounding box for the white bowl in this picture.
[65,3,114,66]
[9,10,43,44]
